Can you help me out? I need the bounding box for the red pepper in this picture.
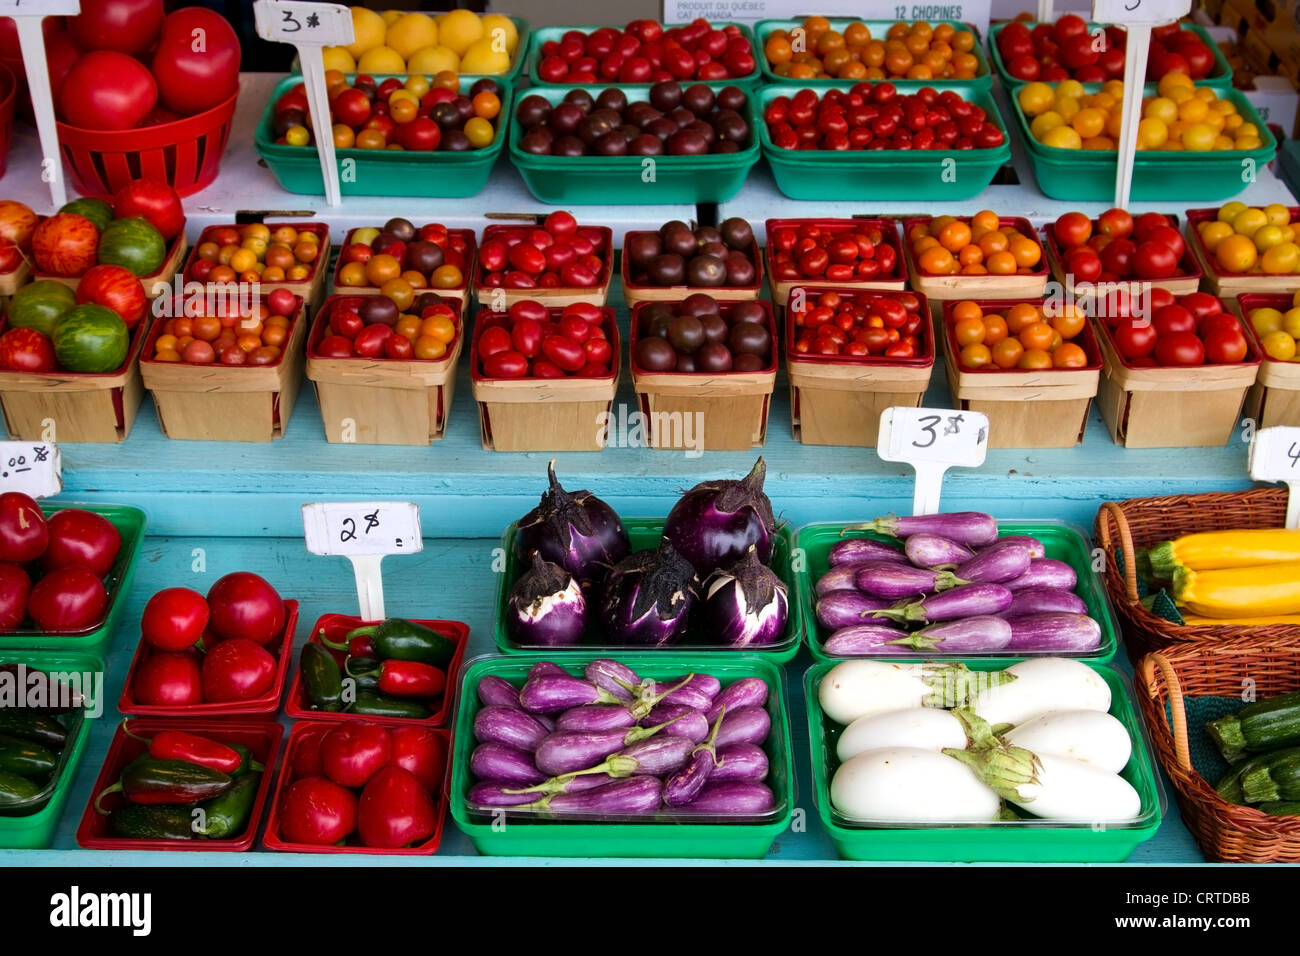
[378,660,445,698]
[144,729,243,774]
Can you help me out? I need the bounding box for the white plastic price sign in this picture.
[1092,0,1191,207]
[1249,426,1300,528]
[877,407,989,516]
[254,1,354,207]
[5,0,80,209]
[0,441,61,498]
[302,501,422,619]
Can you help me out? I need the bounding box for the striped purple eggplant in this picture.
[816,591,894,631]
[477,675,523,709]
[815,561,896,596]
[855,564,966,599]
[468,772,614,806]
[556,704,638,732]
[823,623,914,656]
[876,583,1014,624]
[954,545,1032,585]
[534,710,687,775]
[712,743,769,782]
[888,615,1013,653]
[705,677,769,724]
[519,674,622,713]
[678,781,775,814]
[1006,612,1102,652]
[702,549,789,647]
[470,743,547,786]
[828,538,907,566]
[506,553,587,647]
[545,776,663,814]
[643,703,709,743]
[984,535,1046,559]
[653,674,720,710]
[585,659,640,700]
[527,661,567,680]
[605,735,696,776]
[905,533,975,569]
[473,706,552,751]
[1002,588,1087,618]
[714,705,771,748]
[1004,558,1077,592]
[664,706,727,807]
[844,512,998,547]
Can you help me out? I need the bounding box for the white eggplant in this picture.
[970,657,1110,727]
[1003,710,1132,774]
[818,659,1014,726]
[830,747,1001,823]
[837,708,969,762]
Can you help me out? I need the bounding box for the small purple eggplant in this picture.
[855,564,966,599]
[828,538,907,566]
[984,535,1046,559]
[816,591,894,631]
[1006,612,1102,652]
[953,544,1032,585]
[714,705,771,749]
[604,735,696,776]
[527,661,567,681]
[905,533,975,568]
[643,703,709,743]
[705,677,769,724]
[887,615,1013,653]
[473,706,552,751]
[519,674,622,714]
[1004,559,1077,592]
[844,512,998,547]
[823,623,913,656]
[814,561,895,596]
[556,704,638,732]
[712,743,769,783]
[477,675,523,710]
[470,743,547,786]
[585,659,640,700]
[875,583,1014,624]
[652,674,720,710]
[506,553,588,647]
[1002,588,1087,618]
[544,776,663,814]
[702,548,789,647]
[599,540,699,647]
[533,710,687,776]
[664,706,727,807]
[678,781,775,814]
[468,773,613,806]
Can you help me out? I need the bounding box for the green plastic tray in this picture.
[793,520,1118,665]
[526,23,761,88]
[1014,86,1277,202]
[805,659,1164,862]
[757,82,1012,201]
[754,19,991,88]
[254,75,513,198]
[987,21,1232,91]
[495,517,802,663]
[449,653,794,858]
[0,503,146,659]
[509,83,761,205]
[0,650,99,848]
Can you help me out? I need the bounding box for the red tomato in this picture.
[141,587,210,652]
[1054,211,1093,247]
[133,651,203,706]
[279,777,357,845]
[542,334,586,371]
[478,325,513,360]
[1064,246,1102,283]
[354,324,392,358]
[1147,287,1176,314]
[112,180,185,242]
[387,726,446,795]
[1132,212,1172,241]
[58,51,158,130]
[1155,331,1206,366]
[1099,237,1137,277]
[483,350,528,378]
[384,334,413,359]
[1053,13,1089,44]
[1133,240,1179,280]
[0,328,56,373]
[545,211,577,237]
[1181,291,1223,322]
[510,318,543,358]
[358,766,437,849]
[584,337,613,365]
[558,315,590,343]
[201,637,275,702]
[291,727,329,778]
[68,0,163,56]
[32,213,99,277]
[1097,208,1134,239]
[27,566,108,633]
[1112,319,1158,360]
[1144,225,1186,261]
[1153,304,1197,336]
[396,117,441,151]
[206,571,285,645]
[41,509,121,577]
[321,722,392,789]
[0,563,29,633]
[317,335,354,358]
[0,492,47,564]
[1204,327,1248,364]
[77,265,147,329]
[1199,313,1242,338]
[150,8,241,116]
[508,242,547,275]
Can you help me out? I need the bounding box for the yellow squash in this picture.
[1173,562,1300,619]
[1148,528,1300,579]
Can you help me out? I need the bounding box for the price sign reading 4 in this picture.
[0,441,62,498]
[302,502,422,620]
[1249,426,1300,529]
[877,407,989,516]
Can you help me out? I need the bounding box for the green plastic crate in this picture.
[0,503,146,659]
[254,75,513,198]
[754,19,991,88]
[495,518,802,663]
[987,21,1232,91]
[1013,86,1276,202]
[793,520,1118,664]
[509,83,761,205]
[526,23,761,88]
[805,659,1165,862]
[0,650,100,848]
[758,83,1012,201]
[450,653,794,858]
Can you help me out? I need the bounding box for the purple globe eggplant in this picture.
[678,781,775,813]
[702,548,789,647]
[844,512,998,547]
[905,533,975,569]
[506,553,588,647]
[828,538,906,566]
[712,743,769,782]
[664,706,726,806]
[663,457,777,575]
[598,540,699,646]
[816,591,893,630]
[473,706,552,751]
[515,460,630,590]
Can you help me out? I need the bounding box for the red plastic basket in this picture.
[75,718,283,851]
[284,613,469,727]
[0,62,16,180]
[117,600,299,719]
[261,719,449,855]
[56,91,239,198]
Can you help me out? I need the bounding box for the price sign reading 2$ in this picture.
[302,501,423,620]
[878,407,989,516]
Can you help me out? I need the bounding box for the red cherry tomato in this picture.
[483,350,529,378]
[1155,331,1206,366]
[1112,319,1158,360]
[477,325,513,360]
[1203,327,1248,365]
[542,335,587,372]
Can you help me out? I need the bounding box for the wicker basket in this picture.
[1095,490,1300,660]
[1137,642,1300,863]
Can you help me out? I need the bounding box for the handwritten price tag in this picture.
[0,1,81,12]
[303,502,422,621]
[1249,426,1300,528]
[0,441,61,498]
[878,407,988,516]
[254,0,352,45]
[1092,0,1189,23]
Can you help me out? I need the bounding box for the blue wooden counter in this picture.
[0,534,1201,867]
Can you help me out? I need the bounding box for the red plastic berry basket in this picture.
[56,91,239,198]
[0,62,16,180]
[261,719,449,855]
[284,613,469,726]
[117,600,300,719]
[76,718,283,851]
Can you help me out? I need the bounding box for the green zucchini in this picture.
[1240,747,1300,804]
[1206,690,1300,763]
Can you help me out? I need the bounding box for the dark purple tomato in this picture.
[626,233,663,270]
[733,352,766,372]
[687,255,727,287]
[719,218,754,250]
[696,342,734,372]
[649,81,683,111]
[642,303,675,338]
[635,336,677,371]
[725,253,756,286]
[679,293,721,318]
[728,321,771,357]
[520,130,554,155]
[553,135,586,157]
[645,118,678,141]
[667,315,705,353]
[594,131,628,155]
[359,296,399,327]
[716,86,748,112]
[550,102,586,135]
[700,313,728,344]
[667,130,709,155]
[683,84,715,116]
[629,134,663,155]
[728,301,767,326]
[675,351,697,372]
[595,88,627,113]
[563,89,595,111]
[646,253,685,286]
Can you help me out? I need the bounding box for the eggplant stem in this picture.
[632,673,696,720]
[693,705,726,758]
